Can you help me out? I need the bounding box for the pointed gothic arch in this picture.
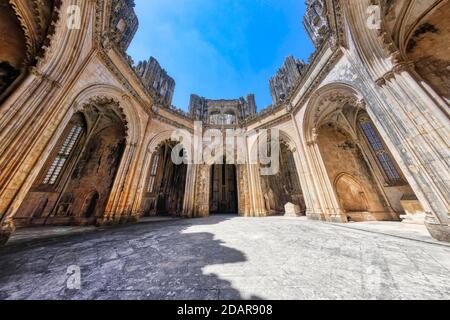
[334,173,369,221]
[12,87,136,227]
[303,82,420,222]
[249,129,305,216]
[141,138,188,217]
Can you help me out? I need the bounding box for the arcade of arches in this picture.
[141,140,187,217]
[13,100,127,227]
[0,0,449,245]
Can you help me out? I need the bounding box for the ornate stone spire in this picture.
[135,57,175,106]
[303,0,330,48]
[109,0,139,53]
[269,56,306,105]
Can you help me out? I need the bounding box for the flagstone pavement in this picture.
[0,215,449,300]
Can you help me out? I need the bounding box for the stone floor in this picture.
[0,216,449,300]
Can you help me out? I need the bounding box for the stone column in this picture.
[374,63,450,241]
[291,148,314,217]
[0,73,66,244]
[305,130,346,223]
[117,140,144,223]
[247,163,268,217]
[128,117,155,221]
[193,164,210,217]
[101,142,137,225]
[0,74,60,217]
[292,113,324,220]
[0,0,97,244]
[236,164,251,216]
[182,163,197,218]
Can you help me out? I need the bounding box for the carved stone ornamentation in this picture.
[109,0,139,53]
[189,94,257,123]
[269,56,306,105]
[135,57,175,106]
[303,0,330,48]
[0,0,449,249]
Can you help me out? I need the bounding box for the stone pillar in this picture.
[305,132,346,223]
[247,163,268,217]
[292,149,316,218]
[374,63,450,241]
[182,163,197,218]
[236,164,251,216]
[129,149,153,222]
[0,73,66,244]
[123,143,149,222]
[116,141,143,223]
[0,74,60,219]
[0,0,96,245]
[291,113,324,220]
[193,164,210,217]
[101,142,137,225]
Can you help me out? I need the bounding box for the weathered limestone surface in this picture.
[270,56,306,105]
[0,217,449,300]
[303,0,329,48]
[400,195,426,225]
[135,57,175,106]
[189,94,257,123]
[0,0,448,245]
[284,203,301,217]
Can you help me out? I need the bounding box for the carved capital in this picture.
[72,102,82,113]
[355,99,366,110]
[375,77,386,87]
[393,61,415,74]
[383,70,395,82]
[30,67,62,88]
[307,127,319,146]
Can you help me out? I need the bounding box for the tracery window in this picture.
[223,113,237,125]
[147,153,160,193]
[209,113,222,125]
[359,120,402,184]
[209,113,237,125]
[43,123,83,185]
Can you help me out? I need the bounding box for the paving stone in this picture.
[0,216,449,300]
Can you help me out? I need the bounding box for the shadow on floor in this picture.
[0,216,261,300]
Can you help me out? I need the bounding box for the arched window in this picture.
[43,123,83,185]
[209,113,222,125]
[359,119,402,184]
[223,113,237,125]
[147,153,160,193]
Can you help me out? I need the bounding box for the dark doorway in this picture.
[14,108,127,227]
[260,141,305,215]
[142,140,188,217]
[210,164,238,214]
[83,191,99,218]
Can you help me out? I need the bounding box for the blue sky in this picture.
[127,0,314,111]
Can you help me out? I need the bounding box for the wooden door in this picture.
[210,164,237,214]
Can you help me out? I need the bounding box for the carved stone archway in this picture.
[303,82,412,222]
[334,173,369,221]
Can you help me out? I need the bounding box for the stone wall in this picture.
[135,57,175,106]
[189,94,257,123]
[0,0,449,244]
[406,1,450,101]
[14,109,126,226]
[317,124,391,221]
[269,56,306,105]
